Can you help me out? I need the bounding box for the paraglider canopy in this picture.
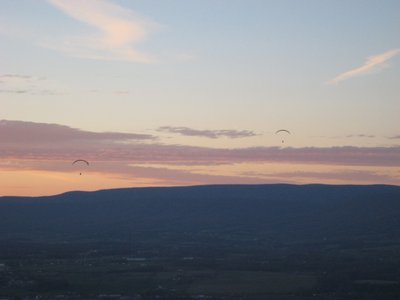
[72,159,89,175]
[275,129,291,143]
[72,159,89,166]
[275,129,290,135]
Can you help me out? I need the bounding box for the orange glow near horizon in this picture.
[1,160,399,197]
[0,169,166,197]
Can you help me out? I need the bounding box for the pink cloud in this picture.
[1,120,400,168]
[328,48,400,84]
[158,126,257,139]
[0,120,154,145]
[1,120,399,189]
[46,0,158,62]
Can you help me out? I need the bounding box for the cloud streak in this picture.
[0,120,155,145]
[346,134,375,138]
[265,170,397,184]
[389,135,400,140]
[0,73,62,95]
[0,160,266,187]
[0,74,33,80]
[1,120,399,168]
[158,126,257,139]
[328,48,400,84]
[46,0,158,62]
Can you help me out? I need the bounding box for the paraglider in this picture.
[275,129,291,143]
[72,159,89,175]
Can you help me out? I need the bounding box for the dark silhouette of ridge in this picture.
[1,184,399,243]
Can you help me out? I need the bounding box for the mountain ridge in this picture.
[1,183,398,200]
[1,184,400,243]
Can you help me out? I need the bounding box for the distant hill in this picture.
[0,184,400,243]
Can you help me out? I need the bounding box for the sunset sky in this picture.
[1,0,399,196]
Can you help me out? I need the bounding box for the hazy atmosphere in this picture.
[1,0,399,196]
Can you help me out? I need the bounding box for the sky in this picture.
[1,0,399,196]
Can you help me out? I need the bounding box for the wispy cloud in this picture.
[0,73,35,94]
[45,0,159,63]
[346,134,375,138]
[0,74,33,80]
[0,120,155,145]
[0,89,30,94]
[328,48,400,84]
[158,126,258,139]
[388,135,400,139]
[0,73,63,95]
